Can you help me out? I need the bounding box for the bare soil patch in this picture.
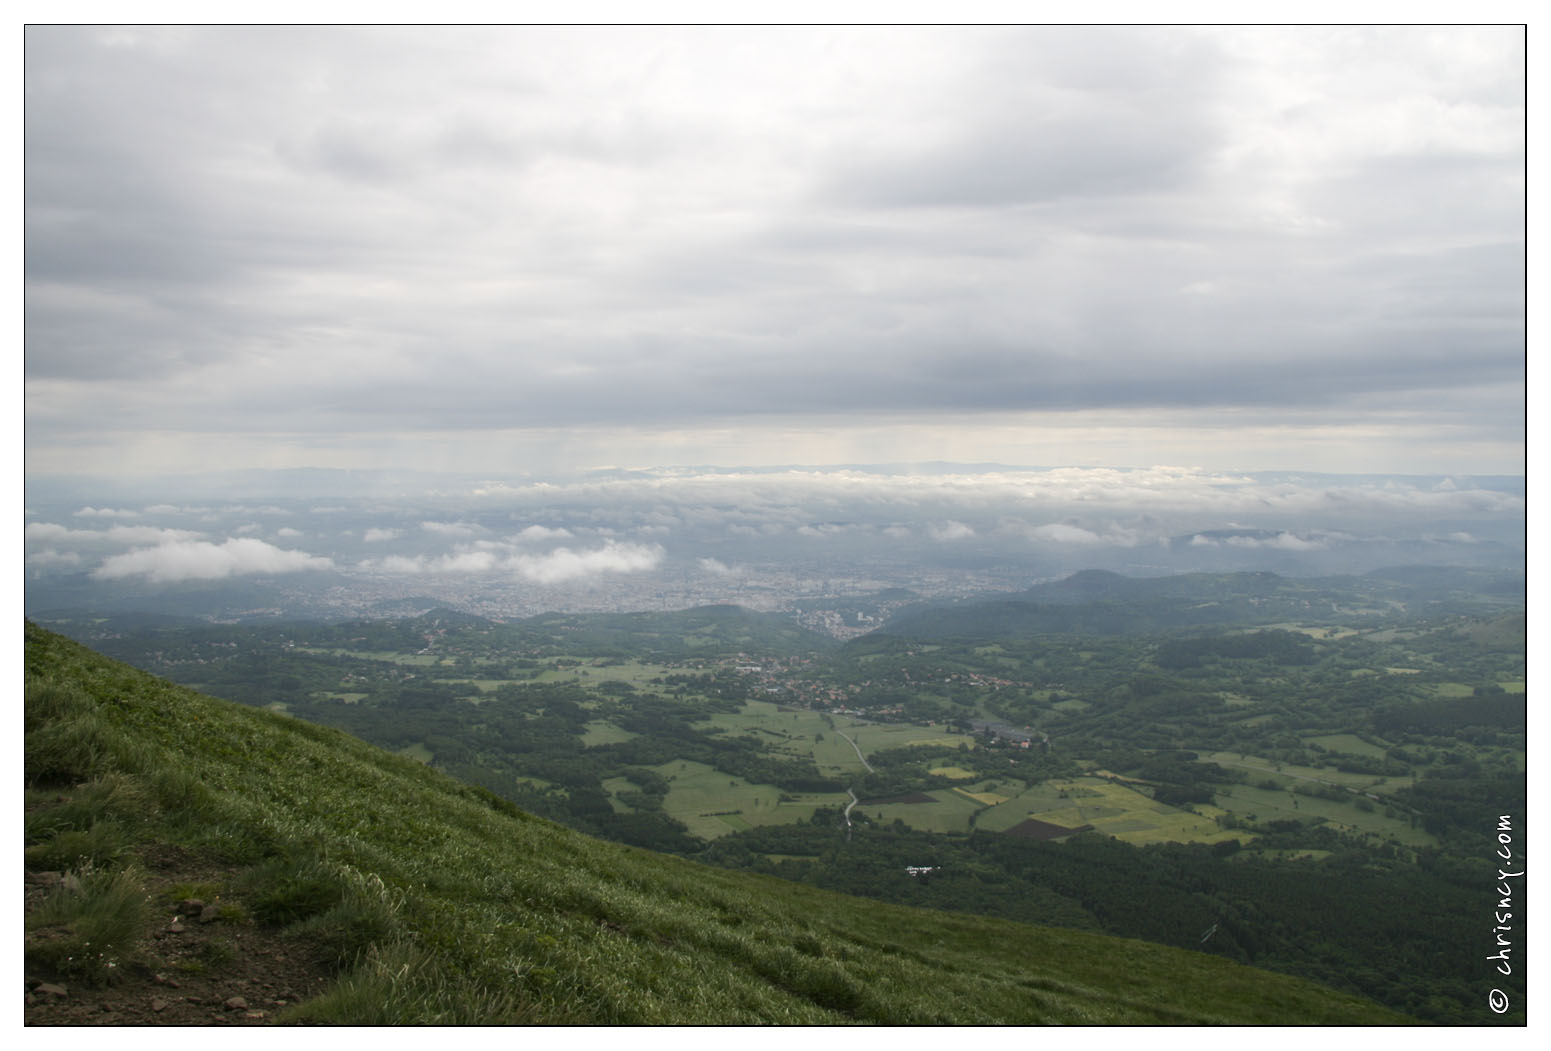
[25,844,336,1027]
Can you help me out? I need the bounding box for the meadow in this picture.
[641,759,847,839]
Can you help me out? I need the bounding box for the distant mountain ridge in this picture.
[877,565,1525,639]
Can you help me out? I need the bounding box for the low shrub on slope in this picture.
[23,622,1407,1025]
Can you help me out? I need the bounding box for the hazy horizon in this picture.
[24,462,1525,625]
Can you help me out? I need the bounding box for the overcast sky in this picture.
[24,25,1525,480]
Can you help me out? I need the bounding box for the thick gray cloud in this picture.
[23,26,1524,477]
[823,28,1227,207]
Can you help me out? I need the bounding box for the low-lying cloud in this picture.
[72,506,140,518]
[928,520,976,542]
[421,520,483,538]
[26,549,83,568]
[92,538,336,583]
[1189,531,1337,552]
[513,525,575,543]
[510,542,665,584]
[459,466,1525,523]
[1023,522,1123,546]
[26,522,205,546]
[362,540,664,584]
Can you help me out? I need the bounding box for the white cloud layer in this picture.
[1023,522,1122,547]
[513,525,575,543]
[456,465,1525,520]
[510,542,665,584]
[91,538,335,582]
[26,522,205,546]
[361,540,665,584]
[928,521,976,542]
[26,549,83,568]
[421,521,482,538]
[73,506,139,518]
[21,461,1521,617]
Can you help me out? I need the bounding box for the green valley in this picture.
[35,565,1526,1024]
[24,622,1410,1025]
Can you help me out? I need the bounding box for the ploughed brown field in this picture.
[1005,818,1093,840]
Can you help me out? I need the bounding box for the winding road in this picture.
[836,730,874,773]
[836,730,872,829]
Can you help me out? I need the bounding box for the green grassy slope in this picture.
[24,622,1408,1025]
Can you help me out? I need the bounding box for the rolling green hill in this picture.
[24,622,1408,1025]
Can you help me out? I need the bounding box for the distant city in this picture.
[24,465,1526,629]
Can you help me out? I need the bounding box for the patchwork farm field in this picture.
[640,759,848,839]
[1303,733,1388,758]
[165,631,1497,861]
[1202,751,1416,792]
[860,789,984,833]
[1210,783,1436,847]
[835,771,1256,847]
[970,777,1247,847]
[696,700,974,776]
[291,645,1448,853]
[835,720,966,753]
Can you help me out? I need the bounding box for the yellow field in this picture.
[971,777,1247,846]
[929,765,978,780]
[1024,780,1243,846]
[1091,769,1150,784]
